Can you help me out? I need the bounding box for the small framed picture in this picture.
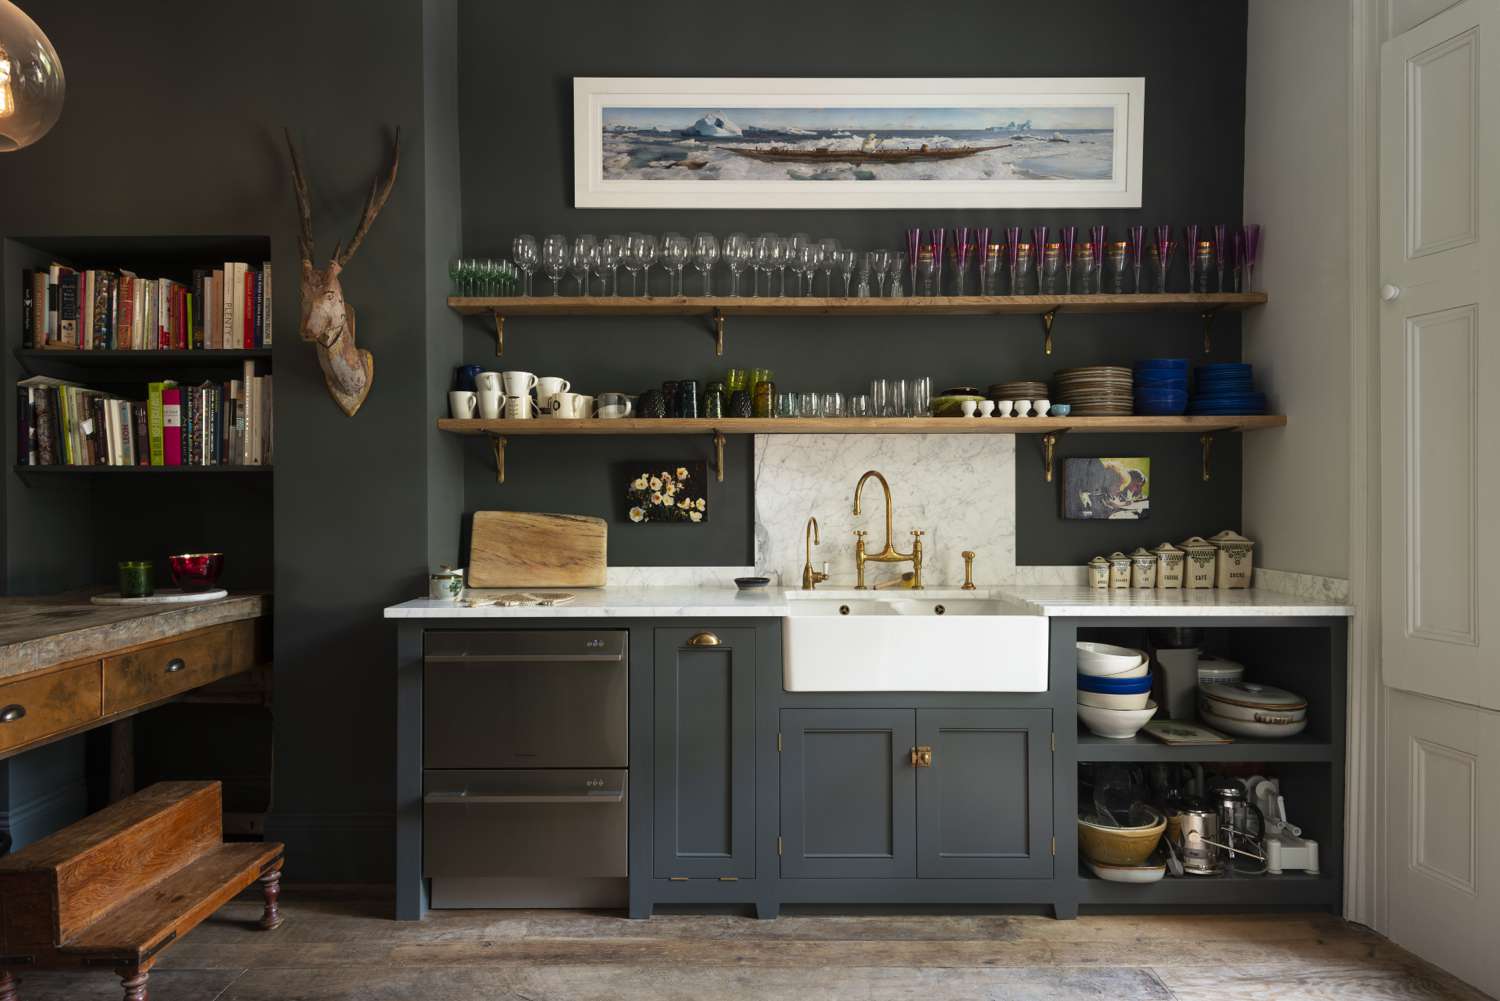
[626,462,708,524]
[1062,457,1150,520]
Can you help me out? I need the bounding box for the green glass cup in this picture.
[724,368,748,393]
[117,561,154,599]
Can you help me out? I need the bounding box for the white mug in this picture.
[502,396,538,419]
[551,392,588,418]
[475,371,503,395]
[501,371,538,397]
[478,387,505,420]
[536,376,572,415]
[572,394,595,419]
[448,390,478,419]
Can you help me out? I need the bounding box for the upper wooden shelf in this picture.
[448,292,1268,356]
[437,415,1284,436]
[16,348,272,370]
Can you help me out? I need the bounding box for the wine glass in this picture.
[787,233,811,296]
[917,249,936,296]
[664,234,690,296]
[637,234,659,296]
[621,233,646,296]
[817,238,839,296]
[836,248,858,297]
[542,234,568,296]
[691,233,719,295]
[570,234,596,295]
[512,235,538,296]
[751,235,774,297]
[888,251,907,296]
[762,234,787,297]
[798,242,823,296]
[869,249,892,296]
[591,243,613,297]
[448,257,465,297]
[724,232,751,297]
[598,235,622,295]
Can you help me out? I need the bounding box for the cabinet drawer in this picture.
[0,662,102,753]
[102,619,259,715]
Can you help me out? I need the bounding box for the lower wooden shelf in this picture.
[437,415,1286,436]
[1077,730,1335,763]
[1076,865,1337,908]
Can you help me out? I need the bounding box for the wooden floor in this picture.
[5,888,1491,1000]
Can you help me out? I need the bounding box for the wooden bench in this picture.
[0,781,283,1001]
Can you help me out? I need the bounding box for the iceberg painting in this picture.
[575,77,1145,209]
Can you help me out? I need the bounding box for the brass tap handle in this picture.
[961,551,976,590]
[911,530,926,539]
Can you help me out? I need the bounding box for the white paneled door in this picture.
[1380,0,1500,993]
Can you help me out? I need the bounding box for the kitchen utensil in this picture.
[960,400,977,417]
[1175,805,1222,875]
[1108,552,1132,588]
[455,364,483,391]
[1076,641,1145,676]
[993,400,1013,418]
[1078,805,1165,865]
[1152,544,1186,589]
[1089,556,1110,589]
[475,371,503,395]
[1179,536,1217,588]
[1198,706,1308,739]
[638,389,668,418]
[1130,548,1158,588]
[501,370,539,397]
[1209,779,1267,871]
[660,381,680,418]
[1198,681,1307,721]
[169,552,224,591]
[1077,700,1158,739]
[468,511,607,588]
[536,376,572,414]
[976,400,995,417]
[1078,673,1153,694]
[429,566,464,600]
[90,588,230,606]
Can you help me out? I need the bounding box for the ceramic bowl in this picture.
[1076,672,1152,694]
[1077,806,1166,865]
[1199,704,1309,739]
[1087,856,1167,884]
[168,552,224,592]
[1078,688,1153,711]
[1076,641,1145,676]
[734,576,771,590]
[1077,699,1158,739]
[1047,404,1071,417]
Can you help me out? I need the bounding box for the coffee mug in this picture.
[448,390,478,419]
[455,365,483,392]
[536,376,572,415]
[572,394,595,419]
[475,371,503,395]
[502,396,538,419]
[501,371,539,397]
[597,392,633,419]
[478,387,505,420]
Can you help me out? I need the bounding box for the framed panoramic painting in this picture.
[573,77,1144,209]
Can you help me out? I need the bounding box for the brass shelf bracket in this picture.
[490,311,505,356]
[1040,431,1065,483]
[488,434,508,483]
[1200,432,1214,482]
[1200,306,1222,355]
[712,430,727,482]
[711,308,726,357]
[1040,307,1059,356]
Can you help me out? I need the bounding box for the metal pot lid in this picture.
[1199,680,1307,711]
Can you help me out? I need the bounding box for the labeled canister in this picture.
[1209,530,1255,589]
[1179,536,1218,589]
[1154,541,1185,589]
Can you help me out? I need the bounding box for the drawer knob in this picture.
[164,658,186,674]
[687,632,721,647]
[910,745,933,768]
[0,704,25,723]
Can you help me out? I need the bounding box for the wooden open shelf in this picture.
[437,415,1284,436]
[448,292,1267,356]
[1076,731,1334,763]
[16,348,271,368]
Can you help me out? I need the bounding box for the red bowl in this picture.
[168,552,224,592]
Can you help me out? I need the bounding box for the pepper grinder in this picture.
[961,551,976,590]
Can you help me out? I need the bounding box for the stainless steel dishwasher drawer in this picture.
[423,769,628,879]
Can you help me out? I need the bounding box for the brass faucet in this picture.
[852,470,924,589]
[801,516,828,590]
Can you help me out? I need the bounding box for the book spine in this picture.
[254,268,264,348]
[222,263,236,349]
[134,401,149,465]
[58,271,78,348]
[21,270,34,347]
[35,389,56,465]
[243,269,255,348]
[262,262,272,345]
[118,277,134,349]
[93,272,112,351]
[161,386,182,466]
[31,270,47,345]
[147,382,165,465]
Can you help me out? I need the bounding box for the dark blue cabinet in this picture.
[916,708,1053,878]
[652,627,756,878]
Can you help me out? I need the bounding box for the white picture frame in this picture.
[573,76,1145,210]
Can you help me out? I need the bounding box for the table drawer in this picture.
[103,620,259,715]
[0,662,102,753]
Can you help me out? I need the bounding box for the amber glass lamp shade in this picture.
[0,0,64,152]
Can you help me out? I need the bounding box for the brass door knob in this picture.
[910,745,933,768]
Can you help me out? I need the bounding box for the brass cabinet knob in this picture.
[910,745,933,768]
[687,632,721,647]
[0,704,25,723]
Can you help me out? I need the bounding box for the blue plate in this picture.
[1134,358,1189,369]
[1197,362,1252,372]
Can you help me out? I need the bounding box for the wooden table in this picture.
[0,592,269,765]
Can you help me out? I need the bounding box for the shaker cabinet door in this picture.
[779,708,916,878]
[652,627,756,878]
[915,708,1052,878]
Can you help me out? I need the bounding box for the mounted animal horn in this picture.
[283,126,401,417]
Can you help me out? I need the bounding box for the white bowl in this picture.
[1077,642,1147,677]
[1079,688,1153,711]
[1087,857,1167,884]
[1077,699,1158,739]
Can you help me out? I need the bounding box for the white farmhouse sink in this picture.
[782,596,1048,692]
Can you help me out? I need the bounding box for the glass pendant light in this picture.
[0,0,65,152]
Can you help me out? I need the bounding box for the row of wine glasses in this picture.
[448,258,520,297]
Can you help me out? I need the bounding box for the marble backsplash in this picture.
[754,435,1017,588]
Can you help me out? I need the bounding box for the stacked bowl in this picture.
[1132,358,1188,415]
[1055,367,1133,416]
[1188,362,1268,415]
[1076,642,1157,738]
[1198,680,1308,738]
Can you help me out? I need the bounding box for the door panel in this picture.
[779,708,915,878]
[652,627,755,878]
[1408,27,1479,258]
[916,709,1052,878]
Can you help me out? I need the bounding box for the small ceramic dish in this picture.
[734,576,771,590]
[1078,688,1153,711]
[1087,855,1167,884]
[1047,404,1072,417]
[1198,704,1308,739]
[1076,641,1144,676]
[1077,699,1158,739]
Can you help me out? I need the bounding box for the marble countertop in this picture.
[0,591,270,680]
[384,585,1353,619]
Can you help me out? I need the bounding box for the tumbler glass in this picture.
[1041,243,1063,294]
[725,368,748,393]
[870,378,891,417]
[1107,241,1130,294]
[892,378,910,418]
[776,392,798,418]
[1075,242,1097,294]
[821,392,846,417]
[798,391,820,418]
[910,377,932,418]
[750,368,774,394]
[752,381,775,418]
[849,394,872,418]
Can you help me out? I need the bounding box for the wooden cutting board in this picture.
[468,511,607,588]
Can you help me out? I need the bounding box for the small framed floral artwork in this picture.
[1062,457,1150,520]
[627,462,709,524]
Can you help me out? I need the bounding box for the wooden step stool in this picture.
[0,781,283,1001]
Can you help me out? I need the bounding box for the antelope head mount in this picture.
[284,127,401,417]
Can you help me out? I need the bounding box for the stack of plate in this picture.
[1198,680,1307,738]
[1188,363,1268,415]
[1133,358,1189,415]
[1055,366,1133,416]
[988,380,1050,402]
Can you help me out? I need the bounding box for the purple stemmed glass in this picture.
[1242,224,1261,291]
[1059,226,1076,295]
[952,226,971,295]
[1213,224,1228,292]
[906,228,921,296]
[976,227,992,295]
[1231,230,1244,292]
[1031,226,1048,296]
[1153,225,1173,293]
[1127,225,1145,295]
[928,228,946,297]
[1184,224,1200,293]
[1090,225,1106,292]
[1005,226,1021,294]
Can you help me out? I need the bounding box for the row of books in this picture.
[21,262,272,351]
[16,368,273,467]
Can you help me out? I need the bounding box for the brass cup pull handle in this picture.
[164,658,186,674]
[0,704,26,723]
[687,632,721,647]
[910,745,933,768]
